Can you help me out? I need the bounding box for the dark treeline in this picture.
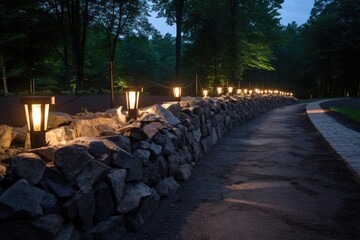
[0,0,359,99]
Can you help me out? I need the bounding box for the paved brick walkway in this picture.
[306,100,360,182]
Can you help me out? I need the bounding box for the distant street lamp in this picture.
[216,87,223,96]
[173,86,182,101]
[123,87,142,121]
[21,96,55,148]
[236,89,241,95]
[243,89,248,95]
[227,86,234,95]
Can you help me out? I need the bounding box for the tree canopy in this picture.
[0,0,359,98]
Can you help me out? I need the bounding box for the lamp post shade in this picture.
[202,89,209,97]
[123,87,142,121]
[216,87,223,96]
[173,86,182,100]
[227,86,233,95]
[20,96,55,148]
[236,89,241,95]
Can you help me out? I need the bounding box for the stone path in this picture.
[306,100,360,182]
[124,103,360,240]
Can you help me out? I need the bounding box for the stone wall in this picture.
[0,94,297,240]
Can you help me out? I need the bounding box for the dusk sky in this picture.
[149,0,315,36]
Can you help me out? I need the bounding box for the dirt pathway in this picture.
[124,103,360,240]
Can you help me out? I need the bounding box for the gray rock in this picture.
[152,132,167,146]
[31,214,64,236]
[142,122,164,140]
[155,177,179,197]
[75,160,110,188]
[103,134,131,153]
[93,181,115,222]
[133,149,150,161]
[30,146,57,163]
[48,111,73,128]
[118,182,152,214]
[39,166,75,198]
[72,119,99,138]
[124,189,160,232]
[106,169,127,209]
[142,160,162,186]
[192,128,202,142]
[0,124,14,153]
[46,126,75,146]
[161,102,181,119]
[125,157,143,182]
[54,223,81,240]
[145,104,180,125]
[0,179,56,219]
[124,127,148,141]
[149,142,162,155]
[174,164,192,181]
[10,153,46,185]
[167,152,180,174]
[63,186,95,230]
[88,216,127,240]
[54,144,93,181]
[111,148,135,168]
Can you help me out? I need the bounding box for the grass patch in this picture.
[329,106,360,124]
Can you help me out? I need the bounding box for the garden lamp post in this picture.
[236,89,242,95]
[227,86,234,95]
[21,96,55,148]
[123,87,142,121]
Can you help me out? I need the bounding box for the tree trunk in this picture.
[175,0,184,84]
[0,56,8,94]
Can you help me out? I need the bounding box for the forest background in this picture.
[0,0,359,99]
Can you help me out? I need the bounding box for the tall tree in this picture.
[152,0,184,85]
[93,0,152,107]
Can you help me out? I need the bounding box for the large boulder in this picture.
[155,177,179,197]
[106,169,127,211]
[46,126,75,146]
[53,144,93,181]
[9,153,46,185]
[145,104,180,126]
[48,112,73,128]
[63,186,95,231]
[0,179,57,219]
[117,182,152,214]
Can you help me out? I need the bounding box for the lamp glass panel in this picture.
[32,104,42,131]
[216,87,222,95]
[128,91,137,109]
[44,104,49,130]
[24,104,31,131]
[228,87,233,93]
[173,87,181,98]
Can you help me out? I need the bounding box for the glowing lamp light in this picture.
[173,86,182,101]
[123,87,142,121]
[21,96,55,148]
[203,89,209,98]
[227,86,233,95]
[244,89,248,94]
[216,87,223,96]
[236,89,241,95]
[249,90,253,95]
